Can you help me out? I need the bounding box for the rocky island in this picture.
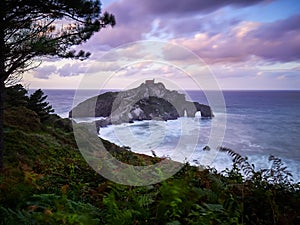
[69,80,213,127]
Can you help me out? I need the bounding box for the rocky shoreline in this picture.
[70,80,213,127]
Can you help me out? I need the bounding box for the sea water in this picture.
[40,89,300,182]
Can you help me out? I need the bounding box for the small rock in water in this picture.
[203,145,211,151]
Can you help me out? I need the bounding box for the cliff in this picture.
[69,81,213,126]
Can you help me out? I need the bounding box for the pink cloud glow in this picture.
[24,0,300,90]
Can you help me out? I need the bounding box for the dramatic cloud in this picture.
[32,65,57,79]
[24,0,300,90]
[171,15,300,64]
[32,62,89,79]
[90,0,300,65]
[57,63,88,77]
[48,2,300,72]
[247,14,300,62]
[89,0,268,48]
[139,0,267,15]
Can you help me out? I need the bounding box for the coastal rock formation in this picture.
[70,80,213,126]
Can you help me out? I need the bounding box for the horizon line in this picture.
[28,88,300,91]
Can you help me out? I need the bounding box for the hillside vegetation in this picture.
[1,85,299,225]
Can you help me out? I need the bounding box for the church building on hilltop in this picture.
[145,79,155,85]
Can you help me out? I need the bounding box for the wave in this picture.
[98,117,300,182]
[72,117,107,123]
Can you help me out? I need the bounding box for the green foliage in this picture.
[220,146,294,187]
[102,184,155,224]
[1,0,115,80]
[1,106,300,225]
[4,85,55,123]
[0,0,116,173]
[28,89,54,121]
[157,179,189,221]
[0,194,102,225]
[220,147,300,224]
[4,84,29,108]
[4,106,41,132]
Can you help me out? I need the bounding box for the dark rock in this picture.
[70,81,213,125]
[203,145,211,151]
[194,102,214,118]
[95,118,111,128]
[69,92,118,118]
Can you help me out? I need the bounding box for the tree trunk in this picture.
[0,79,4,170]
[0,10,5,170]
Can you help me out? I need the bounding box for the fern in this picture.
[219,147,255,179]
[220,146,295,188]
[102,184,155,224]
[137,193,154,208]
[0,207,33,225]
[261,155,294,186]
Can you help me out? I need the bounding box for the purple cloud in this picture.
[247,14,300,62]
[32,63,89,79]
[140,0,267,15]
[90,0,267,48]
[170,14,300,64]
[57,63,88,77]
[84,0,299,65]
[251,15,300,39]
[32,65,57,79]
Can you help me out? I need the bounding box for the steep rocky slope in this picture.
[70,81,213,127]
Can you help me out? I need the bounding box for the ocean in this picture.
[40,89,300,182]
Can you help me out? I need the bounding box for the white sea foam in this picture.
[99,116,300,183]
[72,117,106,123]
[42,90,300,183]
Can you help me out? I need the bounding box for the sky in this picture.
[24,0,300,90]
